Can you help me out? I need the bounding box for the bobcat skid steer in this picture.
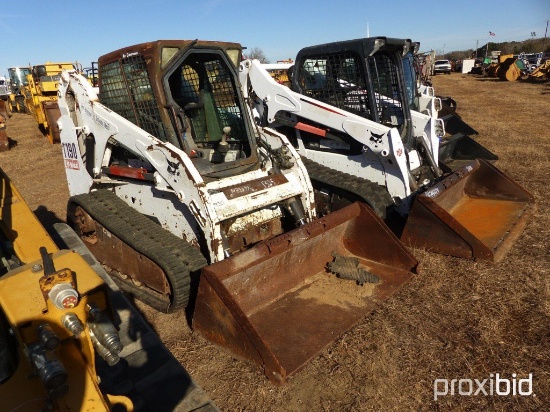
[403,45,497,172]
[56,40,418,383]
[292,37,498,173]
[241,52,533,263]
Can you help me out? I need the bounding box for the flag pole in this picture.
[485,31,494,59]
[543,20,549,52]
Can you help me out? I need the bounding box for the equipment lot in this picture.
[1,73,548,411]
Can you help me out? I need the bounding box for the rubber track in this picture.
[68,190,207,313]
[301,157,394,219]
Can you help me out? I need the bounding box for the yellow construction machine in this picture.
[0,167,133,410]
[6,67,32,113]
[486,54,523,81]
[529,59,550,80]
[263,59,294,87]
[22,62,77,143]
[0,167,218,410]
[495,54,522,81]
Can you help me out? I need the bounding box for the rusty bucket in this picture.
[43,101,61,143]
[0,112,8,152]
[0,100,9,120]
[402,159,534,262]
[193,202,418,384]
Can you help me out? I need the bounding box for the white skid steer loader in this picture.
[401,43,498,171]
[56,40,418,383]
[241,53,533,263]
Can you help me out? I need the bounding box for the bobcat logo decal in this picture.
[369,132,384,148]
[167,159,180,176]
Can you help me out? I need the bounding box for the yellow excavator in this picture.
[0,167,218,410]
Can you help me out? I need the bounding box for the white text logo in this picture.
[433,373,534,401]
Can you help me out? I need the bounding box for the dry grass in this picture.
[0,73,548,411]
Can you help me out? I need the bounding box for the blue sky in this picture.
[1,0,549,73]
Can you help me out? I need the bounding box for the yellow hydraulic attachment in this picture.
[0,165,219,410]
[0,250,134,411]
[0,168,133,411]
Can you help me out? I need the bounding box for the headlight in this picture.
[435,119,445,138]
[434,97,442,112]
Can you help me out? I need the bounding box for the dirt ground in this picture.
[1,73,548,411]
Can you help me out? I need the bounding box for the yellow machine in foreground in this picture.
[0,168,133,410]
[22,62,76,143]
[0,168,218,411]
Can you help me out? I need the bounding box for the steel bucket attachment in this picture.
[402,159,534,262]
[0,109,7,152]
[438,100,478,136]
[0,100,9,120]
[437,102,497,172]
[43,101,61,143]
[439,133,498,172]
[193,202,418,384]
